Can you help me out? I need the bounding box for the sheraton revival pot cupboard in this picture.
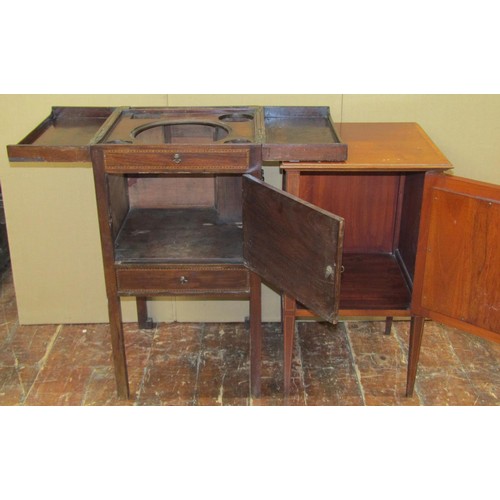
[7,106,500,400]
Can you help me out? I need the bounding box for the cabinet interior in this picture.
[108,173,245,265]
[298,171,425,313]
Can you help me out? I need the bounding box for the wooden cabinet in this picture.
[7,110,499,401]
[281,123,499,397]
[8,105,346,399]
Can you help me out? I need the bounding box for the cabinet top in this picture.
[7,105,347,164]
[281,122,452,172]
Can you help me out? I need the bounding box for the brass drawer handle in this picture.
[173,153,182,164]
[179,276,189,284]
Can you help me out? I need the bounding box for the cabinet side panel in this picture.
[420,187,500,334]
[397,173,425,282]
[108,175,129,240]
[215,175,243,222]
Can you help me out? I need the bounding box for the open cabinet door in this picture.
[242,174,344,323]
[412,172,500,342]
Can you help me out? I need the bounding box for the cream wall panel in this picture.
[174,284,281,323]
[342,94,500,184]
[2,165,108,324]
[168,94,344,122]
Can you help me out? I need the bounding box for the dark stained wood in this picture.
[242,174,344,323]
[384,317,393,336]
[116,265,249,296]
[8,105,347,165]
[107,174,129,240]
[102,145,252,174]
[100,106,261,145]
[215,175,243,222]
[128,175,215,209]
[135,122,229,144]
[262,106,347,161]
[114,208,244,264]
[250,271,262,399]
[89,146,130,399]
[7,106,117,162]
[282,294,297,397]
[136,297,154,329]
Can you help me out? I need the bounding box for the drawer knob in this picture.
[179,276,189,284]
[173,153,182,164]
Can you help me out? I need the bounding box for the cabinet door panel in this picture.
[242,174,344,323]
[412,173,500,339]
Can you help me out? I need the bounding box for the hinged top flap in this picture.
[261,106,347,162]
[7,106,120,163]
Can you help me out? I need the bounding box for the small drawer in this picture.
[116,266,250,295]
[102,146,251,173]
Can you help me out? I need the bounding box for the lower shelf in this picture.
[114,208,243,264]
[340,253,412,310]
[297,253,412,316]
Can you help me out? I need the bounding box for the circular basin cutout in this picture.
[219,113,254,123]
[132,121,229,144]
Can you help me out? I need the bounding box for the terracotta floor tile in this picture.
[299,322,352,368]
[464,367,500,405]
[81,367,128,406]
[415,367,485,406]
[364,394,421,406]
[10,324,62,366]
[196,366,249,405]
[24,365,94,405]
[0,366,27,405]
[138,354,199,405]
[347,321,407,362]
[196,349,249,404]
[447,328,500,370]
[1,265,498,406]
[302,368,364,406]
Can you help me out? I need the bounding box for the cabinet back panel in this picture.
[128,176,215,208]
[299,173,400,252]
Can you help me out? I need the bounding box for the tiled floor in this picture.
[0,266,498,406]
